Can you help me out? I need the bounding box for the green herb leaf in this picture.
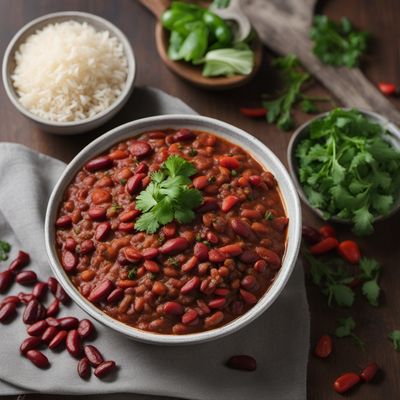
[362,280,380,306]
[0,240,11,262]
[128,267,138,280]
[389,330,400,351]
[329,284,355,307]
[335,316,365,349]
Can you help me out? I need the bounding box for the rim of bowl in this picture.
[45,114,302,345]
[2,11,136,128]
[287,108,400,224]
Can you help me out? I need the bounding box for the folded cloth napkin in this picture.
[0,87,309,400]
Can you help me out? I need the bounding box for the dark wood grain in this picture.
[1,1,400,399]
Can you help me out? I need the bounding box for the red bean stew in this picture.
[55,129,288,334]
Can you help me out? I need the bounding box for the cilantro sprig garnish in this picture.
[335,317,365,350]
[310,15,369,68]
[135,155,203,234]
[359,258,381,306]
[296,108,400,235]
[261,55,332,131]
[0,240,11,262]
[389,330,400,352]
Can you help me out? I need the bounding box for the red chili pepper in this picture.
[338,240,361,264]
[314,334,333,358]
[319,224,336,238]
[378,82,397,96]
[240,107,267,118]
[333,372,361,394]
[360,362,379,382]
[309,237,339,255]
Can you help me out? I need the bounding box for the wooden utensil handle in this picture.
[138,0,171,20]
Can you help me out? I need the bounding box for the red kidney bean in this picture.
[66,329,82,357]
[172,128,195,142]
[162,222,177,239]
[360,362,379,382]
[208,298,226,309]
[231,218,253,238]
[16,270,38,285]
[8,250,30,272]
[46,317,60,327]
[163,301,184,315]
[240,289,257,305]
[143,260,160,273]
[58,317,79,330]
[95,222,111,241]
[0,270,14,292]
[302,225,322,244]
[200,278,216,295]
[55,283,70,304]
[119,209,140,223]
[23,299,42,324]
[204,311,224,328]
[219,156,240,170]
[88,207,107,220]
[84,345,104,366]
[333,372,360,394]
[248,175,262,186]
[221,195,240,212]
[46,299,60,317]
[130,141,152,158]
[32,282,48,299]
[64,238,77,252]
[20,336,42,354]
[39,304,47,321]
[107,288,124,303]
[196,197,219,213]
[226,355,257,371]
[55,215,72,228]
[124,247,142,263]
[182,309,198,325]
[18,292,36,304]
[126,173,146,194]
[142,247,159,260]
[180,276,200,294]
[78,319,95,339]
[241,275,257,290]
[78,357,91,379]
[41,326,59,344]
[88,279,114,303]
[0,302,17,322]
[159,237,189,255]
[215,288,229,296]
[27,320,48,336]
[193,175,209,190]
[134,162,149,174]
[240,250,259,264]
[255,247,281,268]
[48,330,68,350]
[26,350,50,369]
[1,295,20,305]
[219,243,243,257]
[253,259,267,273]
[181,256,199,273]
[319,224,336,238]
[47,277,58,295]
[94,360,116,378]
[206,231,218,244]
[314,334,333,359]
[148,130,166,139]
[85,156,113,172]
[208,249,226,263]
[309,237,339,255]
[79,239,95,255]
[194,243,209,262]
[231,300,244,315]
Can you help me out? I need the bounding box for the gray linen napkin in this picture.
[0,87,309,400]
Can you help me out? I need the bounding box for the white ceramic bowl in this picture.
[45,114,302,345]
[2,11,136,135]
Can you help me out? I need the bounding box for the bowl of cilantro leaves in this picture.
[288,108,400,236]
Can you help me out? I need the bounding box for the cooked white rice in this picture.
[12,20,128,122]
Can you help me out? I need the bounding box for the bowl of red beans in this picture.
[45,114,302,345]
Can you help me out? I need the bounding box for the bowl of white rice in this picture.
[2,11,136,135]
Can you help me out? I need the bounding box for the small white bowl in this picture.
[2,11,136,135]
[45,114,302,345]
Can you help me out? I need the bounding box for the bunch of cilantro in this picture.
[310,15,369,68]
[134,155,203,234]
[296,109,400,235]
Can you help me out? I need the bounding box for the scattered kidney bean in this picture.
[309,237,339,255]
[47,277,59,295]
[319,224,336,238]
[84,345,104,366]
[314,334,333,358]
[26,350,50,369]
[378,82,397,96]
[27,320,48,336]
[42,326,59,344]
[338,240,361,264]
[48,330,68,350]
[302,225,322,244]
[66,329,82,357]
[32,282,48,299]
[94,360,116,378]
[0,270,14,292]
[226,355,257,371]
[20,336,42,354]
[55,283,70,304]
[16,271,38,285]
[23,299,42,324]
[46,317,60,327]
[78,319,95,339]
[8,250,30,272]
[333,372,360,394]
[1,295,20,305]
[46,299,60,317]
[78,357,91,379]
[58,317,79,330]
[18,292,36,304]
[0,302,17,322]
[360,362,379,382]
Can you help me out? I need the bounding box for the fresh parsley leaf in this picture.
[389,330,400,351]
[359,257,380,280]
[335,316,365,349]
[359,257,381,306]
[300,99,318,114]
[0,240,11,261]
[310,15,369,68]
[362,280,380,306]
[328,284,355,307]
[135,156,203,233]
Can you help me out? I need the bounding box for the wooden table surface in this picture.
[1,0,400,399]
